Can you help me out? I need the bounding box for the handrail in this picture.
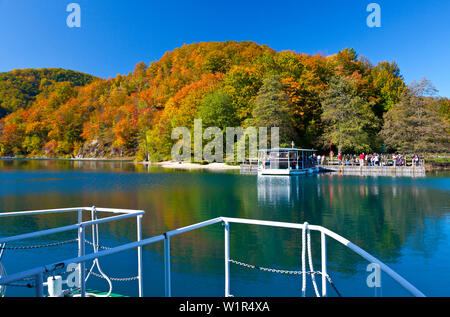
[0,207,82,218]
[222,217,424,297]
[0,235,165,286]
[0,206,145,297]
[165,217,223,237]
[0,207,145,218]
[0,208,145,244]
[0,215,425,297]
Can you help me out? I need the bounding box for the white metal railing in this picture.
[0,207,145,297]
[0,212,425,297]
[321,158,425,168]
[259,158,317,170]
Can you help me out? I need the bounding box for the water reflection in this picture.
[257,176,293,204]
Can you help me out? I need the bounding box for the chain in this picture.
[229,259,320,275]
[4,282,34,288]
[229,259,342,297]
[84,239,112,250]
[89,271,139,282]
[84,240,137,281]
[0,238,113,251]
[0,239,78,250]
[1,237,137,293]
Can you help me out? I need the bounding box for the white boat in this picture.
[257,148,320,176]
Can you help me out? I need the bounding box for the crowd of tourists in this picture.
[315,152,422,167]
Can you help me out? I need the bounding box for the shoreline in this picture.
[0,157,134,162]
[2,157,448,171]
[0,157,241,171]
[147,161,240,170]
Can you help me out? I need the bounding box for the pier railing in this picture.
[0,211,425,297]
[321,158,425,168]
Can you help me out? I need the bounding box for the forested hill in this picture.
[0,41,448,159]
[0,68,96,116]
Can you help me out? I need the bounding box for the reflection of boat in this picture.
[258,148,320,176]
[257,176,293,203]
[0,206,425,297]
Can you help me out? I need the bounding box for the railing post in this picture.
[301,224,306,297]
[35,272,44,297]
[321,231,327,297]
[224,221,230,297]
[137,215,144,297]
[78,210,86,297]
[164,234,171,297]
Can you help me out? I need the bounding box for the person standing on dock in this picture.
[375,153,380,166]
[338,153,342,166]
[414,154,420,166]
[345,154,350,166]
[359,153,365,166]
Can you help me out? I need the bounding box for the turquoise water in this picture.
[0,160,449,297]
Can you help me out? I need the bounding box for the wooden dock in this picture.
[240,164,259,175]
[241,163,426,177]
[320,164,426,177]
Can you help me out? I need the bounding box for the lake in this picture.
[0,159,449,297]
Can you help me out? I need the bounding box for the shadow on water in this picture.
[0,160,449,296]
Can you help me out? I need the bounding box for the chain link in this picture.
[83,240,137,281]
[84,239,112,250]
[89,271,139,282]
[0,238,114,251]
[0,239,78,250]
[229,259,320,275]
[229,259,342,296]
[4,282,34,288]
[1,238,138,292]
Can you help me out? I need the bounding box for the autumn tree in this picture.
[2,41,446,160]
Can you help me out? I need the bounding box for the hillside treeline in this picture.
[0,41,448,160]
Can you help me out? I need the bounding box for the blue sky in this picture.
[0,0,449,96]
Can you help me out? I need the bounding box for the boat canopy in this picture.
[257,148,317,170]
[258,148,317,153]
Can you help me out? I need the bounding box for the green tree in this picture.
[198,91,237,129]
[371,61,406,112]
[436,97,450,125]
[320,76,380,153]
[246,75,295,143]
[222,66,262,120]
[380,79,450,153]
